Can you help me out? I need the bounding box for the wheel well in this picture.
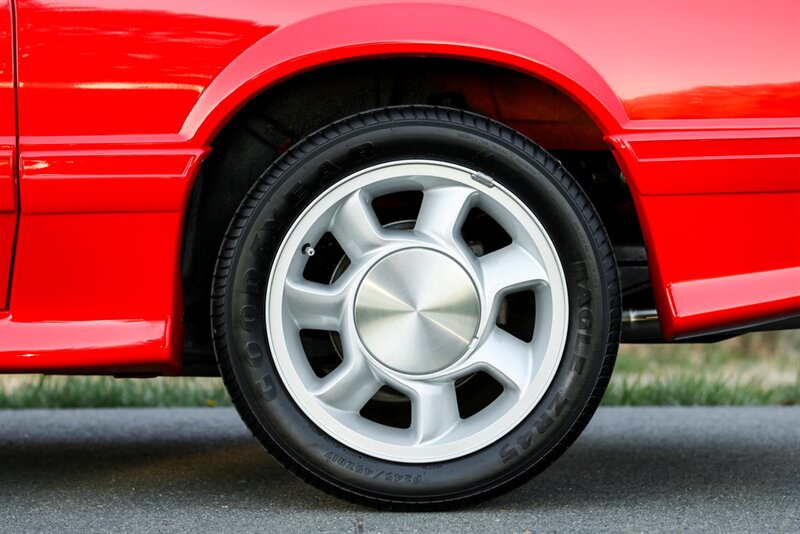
[180,58,649,372]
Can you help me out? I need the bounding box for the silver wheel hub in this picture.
[354,248,480,375]
[267,160,568,463]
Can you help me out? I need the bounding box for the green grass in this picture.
[0,376,231,409]
[602,372,799,406]
[0,331,797,408]
[604,331,799,406]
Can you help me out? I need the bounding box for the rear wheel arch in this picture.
[179,58,645,358]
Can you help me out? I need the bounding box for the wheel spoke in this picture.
[415,186,476,243]
[407,381,461,444]
[284,278,348,330]
[479,244,548,301]
[468,327,533,392]
[330,190,386,258]
[311,348,382,413]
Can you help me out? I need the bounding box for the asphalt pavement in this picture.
[0,406,797,533]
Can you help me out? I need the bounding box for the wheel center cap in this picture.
[354,248,480,375]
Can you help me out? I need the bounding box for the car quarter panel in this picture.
[0,0,15,309]
[1,0,798,372]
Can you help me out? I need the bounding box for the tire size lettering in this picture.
[245,342,264,368]
[572,356,587,376]
[383,472,423,485]
[500,389,572,463]
[286,182,310,206]
[242,269,265,296]
[349,143,375,163]
[318,160,342,178]
[256,373,277,401]
[249,220,278,257]
[324,451,374,476]
[571,261,594,374]
[323,452,423,484]
[499,442,519,463]
[240,305,260,332]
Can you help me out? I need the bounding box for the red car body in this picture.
[0,0,797,375]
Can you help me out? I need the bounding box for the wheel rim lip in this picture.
[266,159,569,463]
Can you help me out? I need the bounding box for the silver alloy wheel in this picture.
[266,160,568,463]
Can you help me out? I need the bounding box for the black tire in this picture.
[212,106,620,509]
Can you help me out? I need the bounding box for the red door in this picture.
[0,0,14,308]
